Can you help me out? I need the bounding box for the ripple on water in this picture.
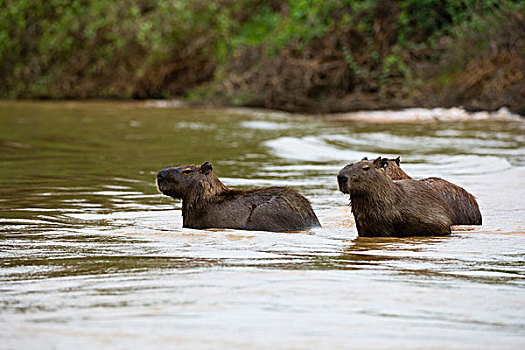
[1,103,524,349]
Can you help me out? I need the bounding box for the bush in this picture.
[0,0,223,98]
[0,0,522,111]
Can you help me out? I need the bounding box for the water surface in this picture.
[1,101,524,349]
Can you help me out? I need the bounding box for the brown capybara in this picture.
[376,157,482,225]
[157,162,321,232]
[337,158,452,237]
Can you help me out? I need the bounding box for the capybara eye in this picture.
[182,168,193,174]
[362,166,370,171]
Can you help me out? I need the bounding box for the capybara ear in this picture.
[372,156,382,167]
[395,156,400,166]
[361,157,368,161]
[200,162,213,174]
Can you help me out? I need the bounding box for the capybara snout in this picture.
[337,172,349,193]
[156,167,174,183]
[156,166,184,197]
[156,167,171,192]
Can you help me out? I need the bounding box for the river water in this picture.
[1,101,524,349]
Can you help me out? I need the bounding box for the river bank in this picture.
[1,1,523,114]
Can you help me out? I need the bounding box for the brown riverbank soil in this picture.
[213,12,524,115]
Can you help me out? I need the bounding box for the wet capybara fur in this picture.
[337,158,453,237]
[157,162,321,232]
[378,157,482,225]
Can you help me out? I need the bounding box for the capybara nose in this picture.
[337,174,348,183]
[157,168,169,182]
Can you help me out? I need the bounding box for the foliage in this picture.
[0,0,523,103]
[0,0,224,98]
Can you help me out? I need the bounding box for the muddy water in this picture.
[1,101,524,349]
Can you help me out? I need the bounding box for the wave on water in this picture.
[326,107,522,123]
[325,133,517,154]
[240,121,293,130]
[264,136,384,163]
[405,155,512,177]
[264,135,514,178]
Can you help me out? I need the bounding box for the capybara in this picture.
[377,157,482,225]
[157,161,321,232]
[337,158,452,237]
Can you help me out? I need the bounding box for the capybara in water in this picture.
[377,157,482,225]
[157,162,321,232]
[337,158,452,237]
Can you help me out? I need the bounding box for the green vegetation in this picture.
[1,0,524,113]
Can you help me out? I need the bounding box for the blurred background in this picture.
[1,0,523,113]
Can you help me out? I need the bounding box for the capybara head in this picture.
[337,157,389,194]
[157,161,215,199]
[377,156,411,180]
